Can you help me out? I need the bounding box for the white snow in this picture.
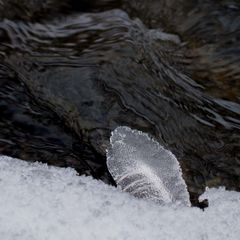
[0,155,239,240]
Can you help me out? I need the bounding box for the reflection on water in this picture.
[0,1,239,205]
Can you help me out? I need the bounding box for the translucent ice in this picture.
[106,126,190,206]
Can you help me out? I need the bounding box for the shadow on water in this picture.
[0,1,239,205]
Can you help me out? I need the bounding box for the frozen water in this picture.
[107,126,190,206]
[0,155,240,240]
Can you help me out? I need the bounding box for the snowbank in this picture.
[0,155,239,240]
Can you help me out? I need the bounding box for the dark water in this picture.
[0,0,239,205]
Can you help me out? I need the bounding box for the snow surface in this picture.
[0,155,239,240]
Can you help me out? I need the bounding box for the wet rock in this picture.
[0,64,114,184]
[0,4,239,204]
[0,0,70,21]
[122,0,240,101]
[1,0,239,100]
[0,10,238,201]
[0,0,120,21]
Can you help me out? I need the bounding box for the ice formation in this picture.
[106,126,190,206]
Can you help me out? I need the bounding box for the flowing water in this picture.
[0,0,239,205]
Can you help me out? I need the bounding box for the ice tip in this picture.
[107,126,191,207]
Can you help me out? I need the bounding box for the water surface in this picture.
[0,2,239,204]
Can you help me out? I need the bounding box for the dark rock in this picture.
[0,10,239,200]
[0,0,70,21]
[0,0,120,21]
[122,0,240,101]
[0,64,115,184]
[0,3,239,206]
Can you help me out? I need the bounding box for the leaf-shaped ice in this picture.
[106,126,191,206]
